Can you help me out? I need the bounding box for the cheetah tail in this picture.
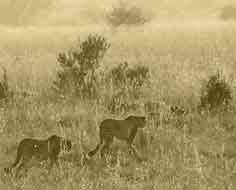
[11,149,21,168]
[87,143,101,157]
[4,150,21,175]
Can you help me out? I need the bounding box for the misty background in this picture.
[0,0,235,26]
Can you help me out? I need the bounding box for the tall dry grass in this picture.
[0,21,236,189]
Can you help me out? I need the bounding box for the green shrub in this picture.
[106,62,149,113]
[108,62,128,88]
[107,90,129,114]
[105,1,149,27]
[199,72,232,112]
[107,61,149,91]
[54,34,110,99]
[126,64,149,90]
[107,90,140,115]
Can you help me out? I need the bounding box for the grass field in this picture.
[1,21,236,189]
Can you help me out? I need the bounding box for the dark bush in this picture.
[105,1,149,27]
[107,61,149,92]
[199,72,232,112]
[126,64,149,90]
[107,90,129,114]
[220,5,236,21]
[54,34,110,99]
[106,62,149,114]
[107,90,140,115]
[108,62,128,88]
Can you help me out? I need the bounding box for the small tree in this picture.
[54,34,110,99]
[105,1,149,27]
[199,72,232,113]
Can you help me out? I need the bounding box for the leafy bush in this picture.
[107,90,129,114]
[107,61,149,92]
[54,34,110,99]
[106,62,149,113]
[107,90,140,115]
[199,72,232,112]
[126,64,150,90]
[108,62,128,88]
[220,5,236,21]
[105,1,149,27]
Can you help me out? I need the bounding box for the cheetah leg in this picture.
[100,137,113,160]
[49,156,59,169]
[128,144,143,162]
[15,162,27,178]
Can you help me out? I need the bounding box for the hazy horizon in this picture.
[0,0,235,26]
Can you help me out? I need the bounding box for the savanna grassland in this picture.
[1,21,236,190]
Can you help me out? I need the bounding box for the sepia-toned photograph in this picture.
[1,0,236,189]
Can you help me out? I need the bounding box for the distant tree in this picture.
[220,5,236,21]
[105,1,149,27]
